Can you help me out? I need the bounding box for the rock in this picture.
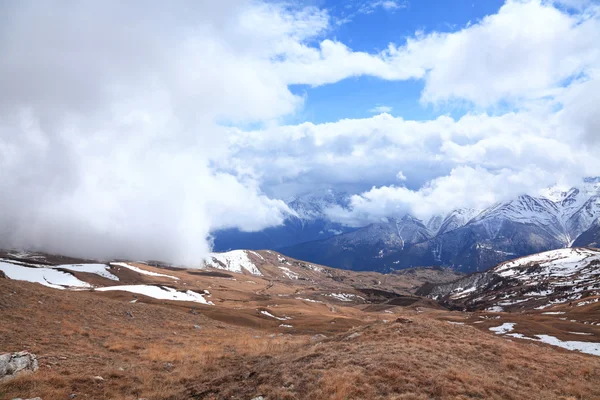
[251,397,265,400]
[0,351,39,382]
[93,375,104,381]
[125,311,134,318]
[11,397,42,400]
[310,334,327,342]
[69,394,77,399]
[345,332,362,340]
[193,325,201,330]
[394,317,413,324]
[164,362,174,370]
[0,270,7,279]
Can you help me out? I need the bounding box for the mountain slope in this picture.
[419,247,600,312]
[573,218,600,248]
[280,216,432,271]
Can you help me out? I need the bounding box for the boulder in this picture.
[0,270,6,278]
[0,351,39,382]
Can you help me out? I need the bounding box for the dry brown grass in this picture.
[2,276,600,400]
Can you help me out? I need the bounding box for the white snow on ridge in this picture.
[450,286,477,299]
[296,297,323,303]
[326,293,365,302]
[96,285,213,305]
[205,250,263,276]
[0,261,92,290]
[110,262,179,280]
[278,266,299,280]
[495,248,600,279]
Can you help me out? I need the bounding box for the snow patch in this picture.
[205,251,262,276]
[278,266,299,280]
[507,333,600,356]
[260,310,292,321]
[0,261,92,290]
[96,285,213,304]
[326,293,365,302]
[110,262,179,280]
[490,323,515,335]
[58,263,119,281]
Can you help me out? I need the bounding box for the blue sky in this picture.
[288,0,506,124]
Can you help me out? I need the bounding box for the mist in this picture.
[0,0,295,265]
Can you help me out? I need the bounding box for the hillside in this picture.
[2,248,600,399]
[419,247,600,313]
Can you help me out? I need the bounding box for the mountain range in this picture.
[213,179,600,273]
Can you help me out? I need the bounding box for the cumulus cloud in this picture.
[273,0,599,107]
[2,0,599,259]
[0,0,326,264]
[222,0,600,227]
[227,107,600,225]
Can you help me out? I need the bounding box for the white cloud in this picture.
[1,0,600,259]
[359,1,409,14]
[272,0,599,108]
[0,0,328,264]
[369,105,393,113]
[226,104,600,225]
[325,166,561,226]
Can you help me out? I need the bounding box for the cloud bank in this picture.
[1,0,599,262]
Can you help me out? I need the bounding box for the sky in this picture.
[0,0,599,264]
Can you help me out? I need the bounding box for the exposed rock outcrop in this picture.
[0,351,39,382]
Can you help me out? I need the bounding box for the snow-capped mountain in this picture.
[211,189,355,251]
[419,247,600,312]
[213,179,600,273]
[278,180,600,273]
[430,208,481,236]
[286,189,351,221]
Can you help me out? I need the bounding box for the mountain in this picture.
[211,189,356,251]
[418,247,600,312]
[280,215,432,271]
[280,180,600,273]
[573,218,600,248]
